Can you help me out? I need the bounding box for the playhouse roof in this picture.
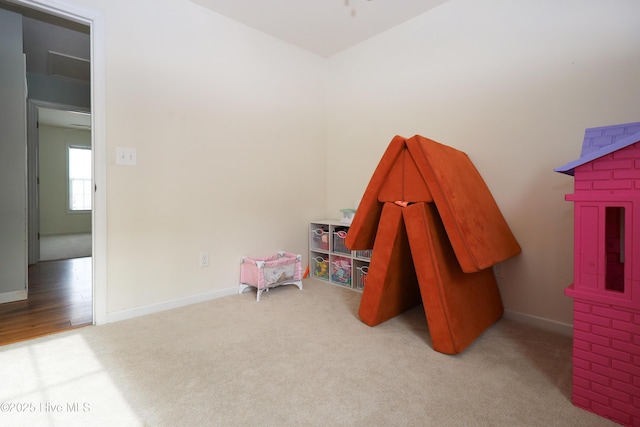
[555,121,640,176]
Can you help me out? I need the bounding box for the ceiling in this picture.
[3,0,450,128]
[189,0,450,58]
[0,0,90,129]
[38,108,91,130]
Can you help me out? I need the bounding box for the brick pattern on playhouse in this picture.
[575,142,640,193]
[572,300,640,426]
[556,122,640,427]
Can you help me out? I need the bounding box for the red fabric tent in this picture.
[346,135,521,354]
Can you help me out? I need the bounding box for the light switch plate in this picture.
[116,147,137,166]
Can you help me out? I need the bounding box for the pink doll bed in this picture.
[239,251,303,301]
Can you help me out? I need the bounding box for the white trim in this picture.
[30,99,89,114]
[90,8,107,327]
[503,309,573,337]
[39,231,89,237]
[106,287,239,324]
[0,290,28,304]
[13,0,108,326]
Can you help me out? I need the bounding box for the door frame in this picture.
[27,100,91,266]
[16,0,107,325]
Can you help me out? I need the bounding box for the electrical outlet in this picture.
[199,252,209,267]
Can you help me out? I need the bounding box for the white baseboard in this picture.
[106,286,238,323]
[504,309,573,337]
[0,289,27,304]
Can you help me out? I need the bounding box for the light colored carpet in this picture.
[40,233,92,261]
[0,279,616,427]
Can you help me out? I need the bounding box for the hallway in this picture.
[0,257,92,346]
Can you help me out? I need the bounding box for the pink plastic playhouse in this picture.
[556,122,640,426]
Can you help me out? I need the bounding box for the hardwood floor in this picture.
[0,257,92,346]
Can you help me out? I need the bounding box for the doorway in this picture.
[0,0,106,336]
[29,103,92,264]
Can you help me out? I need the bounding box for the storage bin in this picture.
[332,228,350,255]
[355,249,373,260]
[311,254,329,280]
[239,251,303,301]
[331,256,351,286]
[355,265,368,290]
[311,227,329,251]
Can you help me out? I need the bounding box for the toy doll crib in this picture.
[239,251,303,301]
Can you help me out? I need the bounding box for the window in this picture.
[605,206,625,292]
[68,145,92,211]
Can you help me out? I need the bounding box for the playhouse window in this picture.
[605,206,625,292]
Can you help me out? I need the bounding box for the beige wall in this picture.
[57,0,640,328]
[326,0,640,328]
[72,0,328,314]
[39,125,91,235]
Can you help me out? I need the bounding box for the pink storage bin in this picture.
[331,256,351,286]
